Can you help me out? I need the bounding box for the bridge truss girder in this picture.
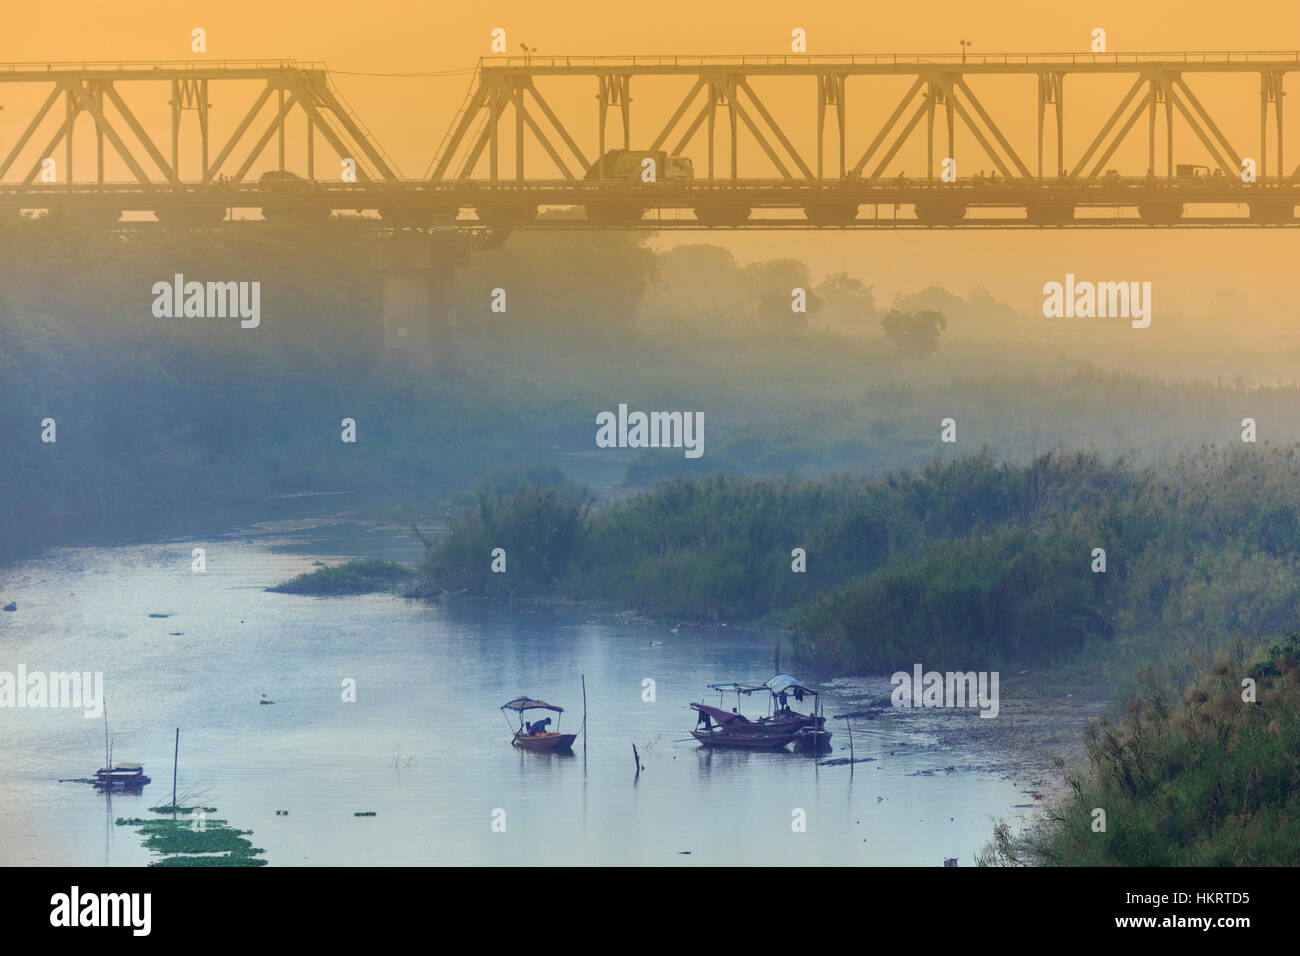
[429,55,1296,183]
[0,63,402,186]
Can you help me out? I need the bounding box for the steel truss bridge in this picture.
[1,52,1297,230]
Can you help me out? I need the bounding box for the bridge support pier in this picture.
[367,232,468,372]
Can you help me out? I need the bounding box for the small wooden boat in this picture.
[94,762,151,791]
[764,675,833,753]
[690,675,833,752]
[90,698,152,791]
[501,697,577,753]
[689,703,800,749]
[791,726,834,753]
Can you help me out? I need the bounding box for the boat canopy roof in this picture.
[765,674,817,696]
[708,677,818,697]
[692,702,747,725]
[706,681,750,694]
[501,697,564,713]
[113,762,143,770]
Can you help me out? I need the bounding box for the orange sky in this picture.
[2,1,1298,319]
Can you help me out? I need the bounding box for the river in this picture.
[0,493,1041,866]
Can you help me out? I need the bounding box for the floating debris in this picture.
[353,811,377,817]
[148,613,171,618]
[149,805,216,815]
[2,602,17,612]
[259,694,274,705]
[818,756,876,767]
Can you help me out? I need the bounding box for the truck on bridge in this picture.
[585,149,695,182]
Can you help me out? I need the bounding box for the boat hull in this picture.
[512,732,577,753]
[792,728,834,753]
[691,729,798,750]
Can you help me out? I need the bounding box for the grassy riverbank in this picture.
[412,448,1300,678]
[978,631,1300,866]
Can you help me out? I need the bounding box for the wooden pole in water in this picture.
[845,718,854,773]
[172,728,180,815]
[632,743,640,775]
[102,698,110,775]
[581,674,587,756]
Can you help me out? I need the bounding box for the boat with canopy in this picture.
[689,675,832,752]
[94,762,152,791]
[764,674,833,753]
[501,696,578,753]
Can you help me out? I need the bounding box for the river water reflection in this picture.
[0,494,1035,866]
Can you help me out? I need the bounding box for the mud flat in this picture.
[919,679,1110,805]
[824,673,1109,808]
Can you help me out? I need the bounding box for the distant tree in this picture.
[893,285,966,317]
[880,308,947,356]
[814,272,876,333]
[742,257,813,293]
[757,286,822,328]
[646,243,747,317]
[745,257,819,328]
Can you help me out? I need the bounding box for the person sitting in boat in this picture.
[776,691,791,714]
[530,717,552,735]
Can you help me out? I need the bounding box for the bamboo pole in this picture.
[102,698,110,776]
[172,728,180,816]
[845,718,854,775]
[581,674,588,757]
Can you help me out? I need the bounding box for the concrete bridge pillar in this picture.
[367,232,469,372]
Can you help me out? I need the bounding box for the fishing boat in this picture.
[690,702,800,749]
[763,674,833,753]
[90,696,152,791]
[501,697,577,753]
[94,762,151,791]
[689,675,832,752]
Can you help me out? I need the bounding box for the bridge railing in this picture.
[480,51,1300,69]
[0,58,325,73]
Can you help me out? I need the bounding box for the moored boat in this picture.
[689,675,832,752]
[763,675,833,753]
[501,696,577,753]
[689,702,800,749]
[94,762,151,791]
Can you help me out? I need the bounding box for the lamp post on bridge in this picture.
[960,40,972,65]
